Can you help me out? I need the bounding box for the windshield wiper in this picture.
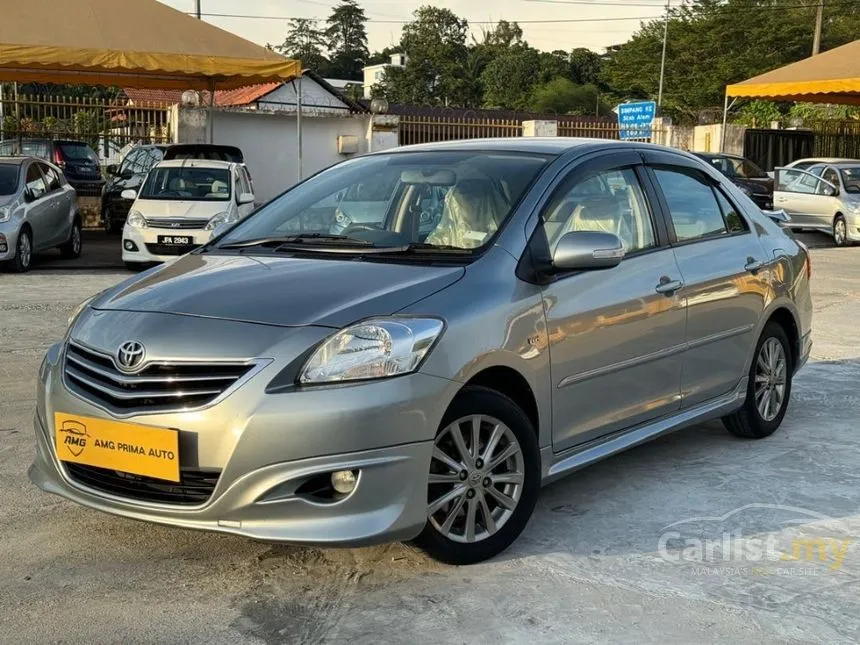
[218,233,374,249]
[375,242,473,254]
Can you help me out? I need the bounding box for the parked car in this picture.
[774,160,860,246]
[0,138,104,193]
[31,139,812,565]
[694,153,773,209]
[0,156,81,272]
[102,144,249,233]
[120,159,255,270]
[782,157,856,171]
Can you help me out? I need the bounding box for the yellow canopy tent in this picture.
[720,39,860,150]
[0,0,300,89]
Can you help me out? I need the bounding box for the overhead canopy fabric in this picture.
[726,40,860,105]
[0,0,300,89]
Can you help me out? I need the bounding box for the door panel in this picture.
[23,163,52,250]
[545,249,687,451]
[38,163,67,244]
[537,155,685,452]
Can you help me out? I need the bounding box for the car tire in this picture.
[9,228,33,273]
[60,220,82,259]
[833,215,850,247]
[104,207,122,234]
[722,322,793,439]
[413,385,540,565]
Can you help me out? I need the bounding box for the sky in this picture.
[160,0,669,57]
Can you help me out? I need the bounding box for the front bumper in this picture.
[0,221,20,261]
[122,226,213,264]
[30,333,456,546]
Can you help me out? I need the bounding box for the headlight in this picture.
[126,210,147,229]
[848,202,860,214]
[299,317,444,384]
[0,206,10,223]
[205,211,237,231]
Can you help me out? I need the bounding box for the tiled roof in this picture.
[122,84,279,107]
[122,87,184,105]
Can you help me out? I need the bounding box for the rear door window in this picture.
[25,163,48,200]
[653,167,728,241]
[58,142,99,164]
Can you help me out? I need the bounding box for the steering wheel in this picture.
[342,222,384,234]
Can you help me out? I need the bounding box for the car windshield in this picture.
[215,151,551,253]
[0,164,18,195]
[140,166,232,201]
[59,142,99,164]
[840,167,860,193]
[707,156,766,179]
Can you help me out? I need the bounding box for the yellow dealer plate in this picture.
[55,412,180,483]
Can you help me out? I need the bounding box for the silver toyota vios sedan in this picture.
[30,139,812,564]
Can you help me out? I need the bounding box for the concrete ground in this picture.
[1,233,859,644]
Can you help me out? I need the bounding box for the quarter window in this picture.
[714,190,747,233]
[542,167,656,254]
[39,163,62,191]
[653,168,728,241]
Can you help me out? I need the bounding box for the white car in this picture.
[121,159,255,269]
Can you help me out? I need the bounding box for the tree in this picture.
[481,47,541,109]
[568,48,603,86]
[602,0,860,123]
[275,18,329,72]
[376,7,472,106]
[529,79,609,116]
[325,0,369,80]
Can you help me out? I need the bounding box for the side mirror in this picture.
[552,231,625,271]
[120,189,137,201]
[106,164,119,176]
[120,169,134,180]
[822,184,837,197]
[762,208,790,225]
[23,188,34,203]
[237,192,255,205]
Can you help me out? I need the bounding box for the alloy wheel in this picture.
[834,218,847,246]
[72,226,81,255]
[754,337,787,422]
[19,232,31,268]
[428,414,525,544]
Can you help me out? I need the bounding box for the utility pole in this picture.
[195,0,201,19]
[657,0,670,109]
[812,0,824,55]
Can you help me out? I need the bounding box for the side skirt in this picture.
[540,377,748,486]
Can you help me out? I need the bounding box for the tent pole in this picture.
[720,93,729,153]
[208,80,215,144]
[296,73,303,182]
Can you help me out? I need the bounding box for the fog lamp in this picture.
[330,470,358,495]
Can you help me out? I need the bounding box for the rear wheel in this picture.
[833,215,849,247]
[60,220,82,258]
[722,322,792,439]
[413,386,540,565]
[9,228,33,273]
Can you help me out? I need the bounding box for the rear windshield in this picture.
[140,166,232,201]
[165,147,243,163]
[0,164,18,195]
[59,142,99,164]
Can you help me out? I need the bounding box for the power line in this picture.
[195,11,665,24]
[523,0,854,8]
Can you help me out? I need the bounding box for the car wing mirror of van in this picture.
[120,189,137,200]
[552,231,625,271]
[120,168,134,180]
[762,208,790,225]
[106,164,119,176]
[237,192,255,205]
[821,183,838,197]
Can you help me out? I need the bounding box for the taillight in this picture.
[53,148,65,168]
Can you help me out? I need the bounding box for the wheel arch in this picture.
[763,305,800,370]
[463,366,541,443]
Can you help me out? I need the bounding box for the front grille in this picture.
[145,243,199,256]
[66,463,220,505]
[146,217,210,229]
[64,342,255,413]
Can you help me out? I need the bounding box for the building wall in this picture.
[692,124,746,155]
[254,79,355,116]
[210,110,369,203]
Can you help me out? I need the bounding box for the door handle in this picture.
[776,197,788,203]
[745,257,765,273]
[655,278,684,294]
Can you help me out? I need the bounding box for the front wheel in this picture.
[833,215,850,247]
[413,386,540,565]
[722,322,793,439]
[9,228,33,273]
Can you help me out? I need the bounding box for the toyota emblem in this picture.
[116,341,146,372]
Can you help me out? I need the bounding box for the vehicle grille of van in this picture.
[65,463,220,505]
[145,217,210,229]
[145,243,199,256]
[63,342,255,413]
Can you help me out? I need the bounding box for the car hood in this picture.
[132,199,230,219]
[734,177,773,194]
[93,253,465,328]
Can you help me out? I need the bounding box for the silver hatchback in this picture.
[30,140,812,564]
[0,156,82,272]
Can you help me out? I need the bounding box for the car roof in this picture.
[694,152,743,159]
[829,161,860,168]
[792,157,856,165]
[377,137,698,157]
[154,159,234,169]
[0,156,29,165]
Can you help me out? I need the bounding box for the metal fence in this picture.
[398,114,661,145]
[809,120,860,159]
[0,94,173,172]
